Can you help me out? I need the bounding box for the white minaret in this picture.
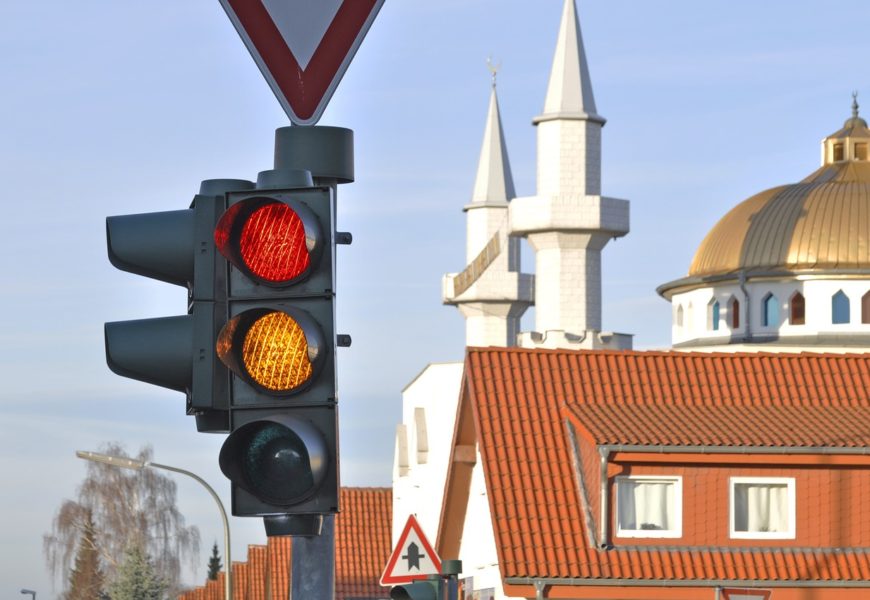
[510,0,631,349]
[443,72,533,347]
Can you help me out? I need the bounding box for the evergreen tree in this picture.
[108,544,165,600]
[207,542,222,580]
[66,510,106,600]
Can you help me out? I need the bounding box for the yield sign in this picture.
[380,514,442,586]
[218,0,385,125]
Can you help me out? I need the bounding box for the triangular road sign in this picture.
[219,0,385,125]
[380,514,442,586]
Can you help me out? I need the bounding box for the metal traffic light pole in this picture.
[261,124,353,600]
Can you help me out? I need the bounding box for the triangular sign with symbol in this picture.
[380,514,442,586]
[218,0,385,125]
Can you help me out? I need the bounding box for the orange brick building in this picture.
[437,348,870,599]
[178,487,391,600]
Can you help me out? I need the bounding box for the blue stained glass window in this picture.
[763,294,779,327]
[832,291,850,324]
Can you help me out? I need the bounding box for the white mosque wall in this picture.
[458,456,506,599]
[392,362,464,546]
[671,277,870,349]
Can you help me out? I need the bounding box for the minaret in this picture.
[510,0,631,349]
[443,69,533,347]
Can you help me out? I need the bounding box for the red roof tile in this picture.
[461,348,870,584]
[336,487,393,600]
[266,537,291,599]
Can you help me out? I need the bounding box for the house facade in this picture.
[438,348,870,599]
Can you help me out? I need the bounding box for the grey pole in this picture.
[20,589,36,599]
[260,125,354,600]
[76,451,232,600]
[291,515,335,600]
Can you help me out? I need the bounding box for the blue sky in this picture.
[3,0,870,596]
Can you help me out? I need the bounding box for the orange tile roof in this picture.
[266,536,291,599]
[246,545,267,600]
[460,347,870,585]
[177,488,391,599]
[336,487,393,600]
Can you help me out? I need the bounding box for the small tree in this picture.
[44,443,199,597]
[206,542,222,580]
[108,544,165,600]
[66,510,106,600]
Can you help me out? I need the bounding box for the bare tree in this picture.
[44,443,200,596]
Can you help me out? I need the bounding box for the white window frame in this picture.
[615,475,682,538]
[729,477,796,540]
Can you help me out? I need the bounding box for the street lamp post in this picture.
[20,589,36,599]
[76,450,232,600]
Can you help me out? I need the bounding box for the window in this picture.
[708,300,720,331]
[728,297,740,329]
[832,290,850,324]
[856,143,868,161]
[833,143,845,161]
[789,292,805,325]
[730,477,795,539]
[863,291,870,324]
[676,304,684,327]
[762,293,779,327]
[616,476,682,538]
[687,303,694,332]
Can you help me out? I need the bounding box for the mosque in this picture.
[391,1,870,599]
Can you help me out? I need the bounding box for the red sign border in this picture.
[220,0,384,125]
[380,514,442,586]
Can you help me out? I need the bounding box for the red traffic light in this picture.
[214,198,321,285]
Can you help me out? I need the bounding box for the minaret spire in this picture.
[470,67,516,213]
[537,0,603,123]
[443,65,532,347]
[509,0,631,350]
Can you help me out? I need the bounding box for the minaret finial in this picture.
[486,56,501,89]
[852,90,860,118]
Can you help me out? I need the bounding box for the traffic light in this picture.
[105,179,255,433]
[390,578,440,600]
[214,184,340,524]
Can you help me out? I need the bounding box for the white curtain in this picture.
[734,483,789,533]
[618,480,673,531]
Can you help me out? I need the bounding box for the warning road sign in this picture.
[380,514,442,586]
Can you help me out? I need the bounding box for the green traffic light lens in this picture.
[243,422,315,503]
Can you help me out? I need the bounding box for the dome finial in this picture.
[486,56,501,89]
[852,90,860,119]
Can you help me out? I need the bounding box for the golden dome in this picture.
[660,101,870,294]
[688,160,870,278]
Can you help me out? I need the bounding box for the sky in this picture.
[3,0,870,596]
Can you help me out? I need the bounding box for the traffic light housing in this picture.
[105,179,255,433]
[104,126,353,530]
[214,184,340,521]
[390,578,440,600]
